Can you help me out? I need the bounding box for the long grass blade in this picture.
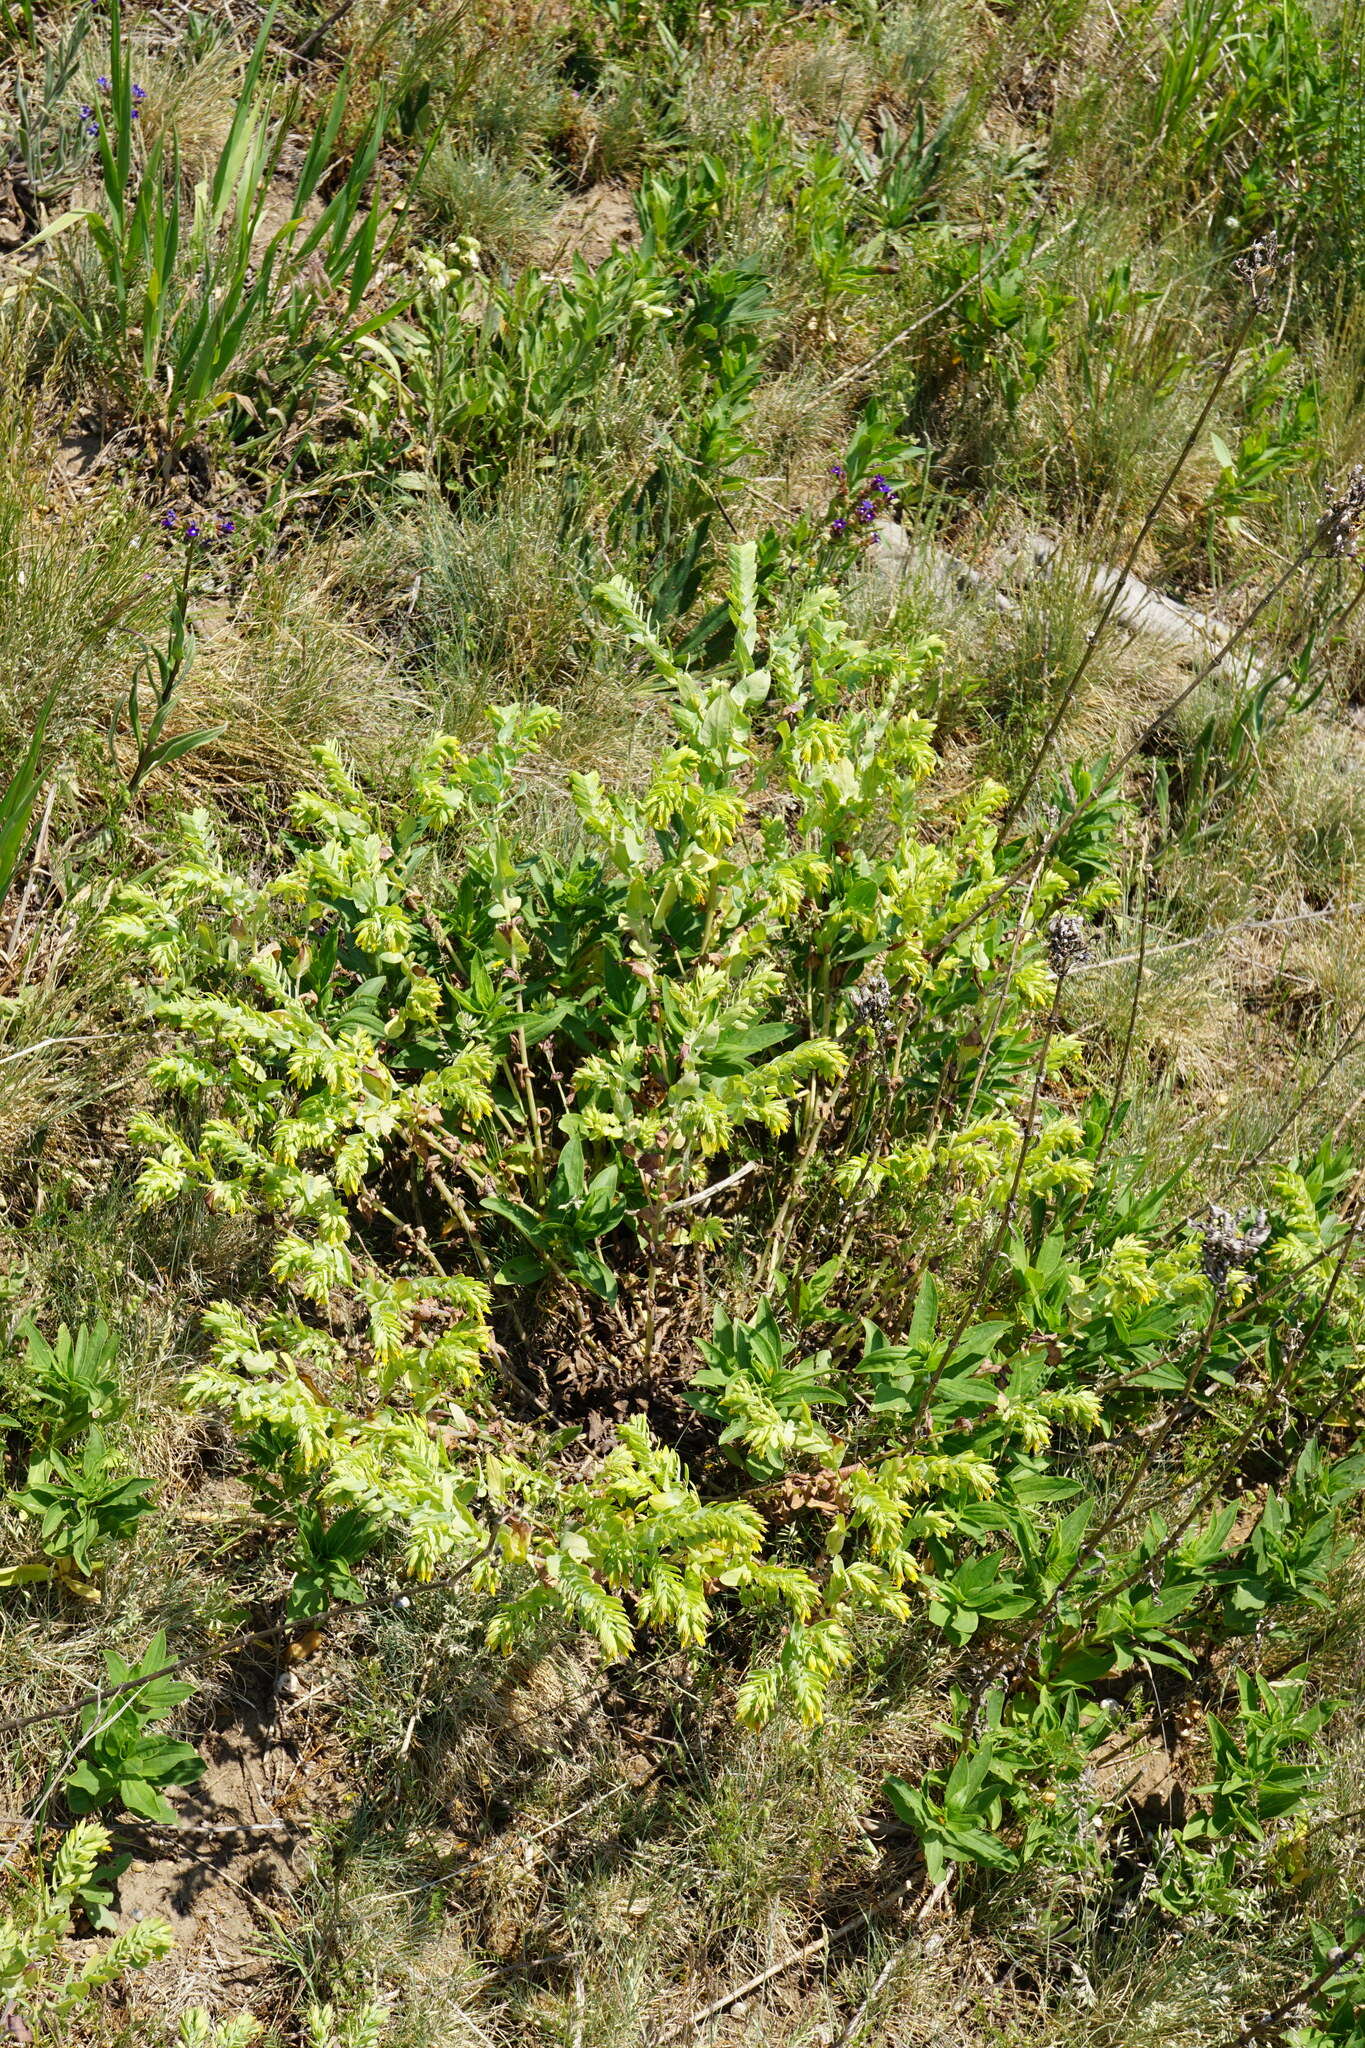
[0,696,54,917]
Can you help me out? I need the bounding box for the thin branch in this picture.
[1215,1924,1365,2048]
[1093,860,1149,1167]
[663,1161,761,1213]
[661,1877,928,2040]
[825,218,1076,396]
[0,1032,120,1069]
[1000,295,1261,836]
[1070,897,1365,977]
[833,1951,900,2048]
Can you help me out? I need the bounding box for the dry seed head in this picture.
[1193,1203,1271,1289]
[1233,229,1280,304]
[1319,465,1365,558]
[1046,913,1092,973]
[849,970,893,1030]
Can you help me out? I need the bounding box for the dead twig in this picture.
[833,1951,900,2048]
[663,1161,761,1213]
[662,1876,930,2040]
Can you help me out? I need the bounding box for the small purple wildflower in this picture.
[829,462,845,479]
[79,103,92,117]
[184,521,201,540]
[131,82,146,101]
[84,121,99,138]
[217,516,235,536]
[874,477,895,498]
[131,107,139,118]
[830,517,847,534]
[855,498,876,522]
[161,509,178,528]
[96,74,110,90]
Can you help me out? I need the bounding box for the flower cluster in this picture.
[416,240,482,292]
[826,465,898,544]
[160,509,236,543]
[81,74,146,138]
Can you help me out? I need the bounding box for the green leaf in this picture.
[569,1242,618,1302]
[495,1253,550,1287]
[151,727,224,766]
[120,1777,178,1825]
[883,1774,929,1829]
[939,1821,1017,1870]
[558,1132,587,1202]
[287,1573,327,1621]
[482,1195,555,1251]
[908,1271,939,1345]
[520,1003,572,1046]
[578,1162,623,1233]
[949,1321,1010,1367]
[944,1739,995,1813]
[64,1760,104,1809]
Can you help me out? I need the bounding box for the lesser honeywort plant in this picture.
[106,547,1365,1777]
[105,545,1080,1711]
[0,1823,172,2036]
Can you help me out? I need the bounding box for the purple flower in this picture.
[161,509,178,527]
[131,107,139,118]
[85,121,99,137]
[875,478,895,497]
[217,516,235,536]
[96,74,110,90]
[829,462,845,479]
[830,517,847,534]
[79,104,92,116]
[855,499,876,522]
[131,83,146,100]
[184,521,201,540]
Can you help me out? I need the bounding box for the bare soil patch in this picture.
[111,1658,341,2015]
[539,182,639,272]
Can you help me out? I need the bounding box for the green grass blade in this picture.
[210,0,281,229]
[0,695,54,916]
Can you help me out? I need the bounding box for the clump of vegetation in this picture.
[4,0,1365,2042]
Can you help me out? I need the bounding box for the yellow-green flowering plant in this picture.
[0,1823,173,2036]
[107,545,1357,1737]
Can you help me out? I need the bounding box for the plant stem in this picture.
[1000,297,1261,838]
